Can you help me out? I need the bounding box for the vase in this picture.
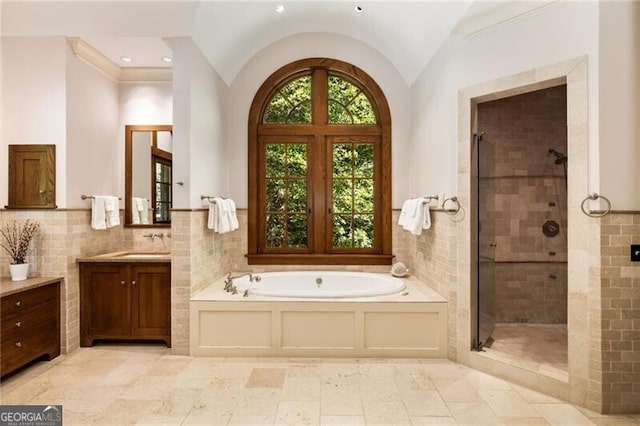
[9,263,29,281]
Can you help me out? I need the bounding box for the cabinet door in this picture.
[130,264,171,340]
[81,264,129,342]
[8,145,56,208]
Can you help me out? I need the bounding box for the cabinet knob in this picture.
[15,342,22,348]
[132,281,136,286]
[39,189,46,194]
[14,300,21,307]
[15,321,22,328]
[121,280,126,286]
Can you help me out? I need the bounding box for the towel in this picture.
[207,198,239,233]
[207,197,224,231]
[136,198,150,224]
[227,198,240,231]
[91,196,107,230]
[104,196,120,228]
[131,198,141,224]
[398,198,431,235]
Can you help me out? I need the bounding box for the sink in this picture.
[117,253,170,258]
[113,252,170,258]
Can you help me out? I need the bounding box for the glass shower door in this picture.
[477,133,496,349]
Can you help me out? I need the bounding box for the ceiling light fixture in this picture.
[161,56,172,63]
[120,56,133,63]
[276,4,285,13]
[354,5,363,13]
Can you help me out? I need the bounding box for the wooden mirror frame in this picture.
[125,124,173,227]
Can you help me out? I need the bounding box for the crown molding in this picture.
[67,37,172,82]
[455,0,569,41]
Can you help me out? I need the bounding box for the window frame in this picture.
[248,58,392,265]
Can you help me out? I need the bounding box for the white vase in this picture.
[9,263,29,281]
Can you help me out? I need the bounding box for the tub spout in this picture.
[224,272,261,295]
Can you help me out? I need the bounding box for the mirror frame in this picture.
[125,124,173,227]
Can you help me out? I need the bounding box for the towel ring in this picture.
[581,193,611,218]
[443,196,461,215]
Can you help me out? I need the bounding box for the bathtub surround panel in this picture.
[190,299,447,358]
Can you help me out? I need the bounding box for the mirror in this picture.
[125,124,173,227]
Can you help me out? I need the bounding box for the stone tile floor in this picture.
[481,323,569,382]
[0,344,638,425]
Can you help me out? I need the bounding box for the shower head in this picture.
[548,149,567,165]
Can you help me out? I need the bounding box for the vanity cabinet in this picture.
[80,262,171,347]
[1,281,60,377]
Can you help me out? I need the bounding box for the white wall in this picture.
[1,37,67,207]
[65,44,120,208]
[599,0,640,210]
[171,37,227,209]
[410,2,600,201]
[227,32,411,208]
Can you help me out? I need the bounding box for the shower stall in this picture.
[474,85,568,377]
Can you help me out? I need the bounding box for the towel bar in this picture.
[81,195,122,200]
[201,195,227,203]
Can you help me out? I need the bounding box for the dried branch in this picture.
[0,220,40,264]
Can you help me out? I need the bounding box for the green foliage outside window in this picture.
[265,143,308,248]
[263,77,312,124]
[328,76,377,124]
[331,143,375,248]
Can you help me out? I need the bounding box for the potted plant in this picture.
[0,219,40,281]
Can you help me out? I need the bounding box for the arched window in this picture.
[248,58,392,265]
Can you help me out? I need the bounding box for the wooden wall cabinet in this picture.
[1,281,61,377]
[80,262,171,347]
[7,144,56,209]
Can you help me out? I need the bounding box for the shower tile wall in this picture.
[478,85,567,324]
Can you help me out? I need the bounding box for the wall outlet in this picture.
[631,244,640,262]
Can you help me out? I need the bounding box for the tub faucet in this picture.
[224,272,261,295]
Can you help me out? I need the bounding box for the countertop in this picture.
[76,250,171,263]
[0,276,63,298]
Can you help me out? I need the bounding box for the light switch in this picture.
[631,244,640,262]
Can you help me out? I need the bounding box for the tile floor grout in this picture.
[0,344,638,425]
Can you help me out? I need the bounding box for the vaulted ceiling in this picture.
[1,1,555,86]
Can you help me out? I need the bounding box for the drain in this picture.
[542,220,560,237]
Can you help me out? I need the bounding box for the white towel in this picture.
[104,196,120,228]
[91,196,107,230]
[207,198,239,233]
[137,198,150,224]
[131,197,141,224]
[207,197,224,231]
[398,198,430,235]
[225,199,239,232]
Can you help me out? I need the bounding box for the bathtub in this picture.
[190,271,448,358]
[233,271,406,298]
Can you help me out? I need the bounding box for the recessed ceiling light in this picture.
[161,56,172,63]
[120,56,133,63]
[354,5,363,13]
[276,4,285,13]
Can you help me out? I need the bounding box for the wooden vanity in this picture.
[78,252,171,347]
[1,277,61,377]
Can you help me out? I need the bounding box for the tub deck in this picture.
[190,275,448,358]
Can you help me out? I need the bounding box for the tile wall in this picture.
[477,86,568,325]
[599,213,640,413]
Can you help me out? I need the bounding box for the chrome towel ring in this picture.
[443,196,461,215]
[581,193,611,217]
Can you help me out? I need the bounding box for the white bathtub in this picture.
[190,272,448,358]
[233,271,406,298]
